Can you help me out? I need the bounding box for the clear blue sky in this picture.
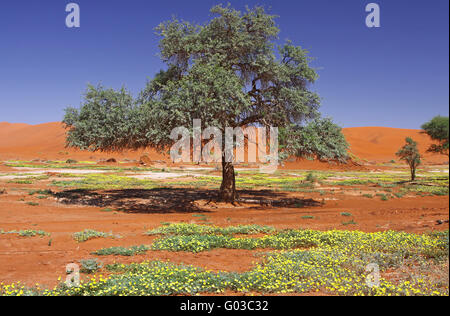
[0,0,448,128]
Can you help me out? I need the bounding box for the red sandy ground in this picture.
[0,178,448,289]
[0,122,448,292]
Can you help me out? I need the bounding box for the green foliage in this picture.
[59,4,354,201]
[92,245,150,257]
[28,189,53,196]
[63,85,141,152]
[305,172,318,183]
[100,208,115,213]
[151,233,309,253]
[2,227,448,296]
[396,137,422,181]
[376,193,389,201]
[45,167,448,197]
[402,185,449,196]
[63,4,348,174]
[146,223,275,236]
[72,229,121,243]
[0,229,50,237]
[394,192,405,198]
[428,231,449,251]
[422,116,449,156]
[280,118,349,162]
[80,259,103,274]
[150,225,449,256]
[8,179,33,184]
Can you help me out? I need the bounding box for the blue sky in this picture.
[0,0,448,128]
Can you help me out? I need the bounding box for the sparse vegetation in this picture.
[72,230,121,243]
[376,193,389,201]
[306,172,318,183]
[0,229,50,237]
[92,245,150,257]
[80,259,103,274]
[2,226,447,296]
[28,189,53,196]
[146,223,276,236]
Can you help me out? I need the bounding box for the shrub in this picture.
[72,229,120,243]
[8,179,33,184]
[100,208,115,212]
[305,172,318,183]
[146,223,275,236]
[394,192,405,198]
[80,259,103,274]
[376,193,389,201]
[28,189,53,196]
[0,229,49,237]
[92,245,150,256]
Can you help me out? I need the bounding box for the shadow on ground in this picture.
[54,188,321,214]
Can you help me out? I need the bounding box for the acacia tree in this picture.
[421,116,449,157]
[63,5,348,203]
[396,137,422,181]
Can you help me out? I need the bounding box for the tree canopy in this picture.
[421,116,449,157]
[63,5,349,202]
[396,137,422,181]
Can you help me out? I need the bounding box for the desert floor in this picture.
[0,159,448,295]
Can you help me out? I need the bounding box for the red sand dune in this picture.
[343,127,447,164]
[0,122,447,166]
[0,122,165,162]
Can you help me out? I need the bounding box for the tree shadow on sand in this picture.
[54,188,322,214]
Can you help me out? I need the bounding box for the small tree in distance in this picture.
[396,137,422,181]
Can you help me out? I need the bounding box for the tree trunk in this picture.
[219,159,237,203]
[410,165,416,181]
